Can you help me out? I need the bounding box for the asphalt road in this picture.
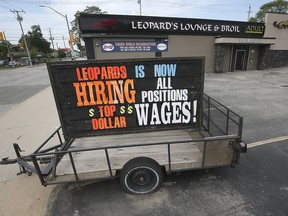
[47,144,288,216]
[1,65,287,216]
[0,64,50,115]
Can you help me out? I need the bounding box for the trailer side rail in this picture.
[29,134,240,185]
[2,94,246,185]
[202,94,243,137]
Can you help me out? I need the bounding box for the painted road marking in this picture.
[248,135,288,148]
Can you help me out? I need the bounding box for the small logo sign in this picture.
[102,43,114,51]
[100,41,168,52]
[245,25,265,34]
[273,20,288,29]
[157,43,167,51]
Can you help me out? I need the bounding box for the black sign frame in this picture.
[79,14,265,38]
[47,58,204,139]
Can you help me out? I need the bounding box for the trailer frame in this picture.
[1,94,247,190]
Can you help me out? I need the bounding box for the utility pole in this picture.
[247,4,252,21]
[49,28,55,50]
[138,0,142,16]
[49,28,55,57]
[62,35,68,59]
[10,9,32,66]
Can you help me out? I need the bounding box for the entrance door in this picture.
[235,50,246,71]
[230,45,249,72]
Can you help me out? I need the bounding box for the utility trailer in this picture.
[1,58,247,194]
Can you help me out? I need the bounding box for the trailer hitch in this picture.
[0,157,17,165]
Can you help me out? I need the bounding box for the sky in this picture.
[0,0,271,50]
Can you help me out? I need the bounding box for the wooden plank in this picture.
[55,129,204,180]
[70,129,196,149]
[203,139,234,167]
[48,170,116,183]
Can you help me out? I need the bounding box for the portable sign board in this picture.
[47,58,204,138]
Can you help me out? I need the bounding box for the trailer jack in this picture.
[12,143,32,176]
[16,164,31,176]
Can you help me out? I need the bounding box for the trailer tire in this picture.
[120,157,163,195]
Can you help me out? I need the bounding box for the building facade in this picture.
[79,13,288,73]
[259,13,288,69]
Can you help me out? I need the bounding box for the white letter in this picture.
[161,102,171,124]
[171,102,182,123]
[135,104,149,126]
[182,102,191,123]
[150,103,161,125]
[141,91,148,103]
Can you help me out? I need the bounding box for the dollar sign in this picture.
[127,105,133,114]
[120,106,125,114]
[89,108,94,117]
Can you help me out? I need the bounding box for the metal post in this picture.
[64,14,73,51]
[202,141,207,167]
[62,35,68,59]
[226,109,230,135]
[69,153,79,181]
[49,28,55,53]
[105,149,113,178]
[138,0,142,16]
[167,144,171,173]
[49,28,55,50]
[247,4,252,21]
[207,96,211,133]
[238,117,243,138]
[39,5,74,51]
[31,156,46,185]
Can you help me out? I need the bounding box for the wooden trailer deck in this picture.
[50,129,206,183]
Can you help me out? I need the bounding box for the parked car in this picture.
[0,60,9,66]
[8,61,19,66]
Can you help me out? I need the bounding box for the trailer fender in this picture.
[119,157,163,195]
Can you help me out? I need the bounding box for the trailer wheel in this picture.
[120,157,163,195]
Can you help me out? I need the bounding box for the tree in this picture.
[27,25,51,54]
[58,49,66,58]
[71,6,107,50]
[71,6,107,36]
[0,39,16,60]
[249,0,288,23]
[0,41,9,59]
[19,25,51,56]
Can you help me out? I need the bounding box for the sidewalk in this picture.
[0,87,59,216]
